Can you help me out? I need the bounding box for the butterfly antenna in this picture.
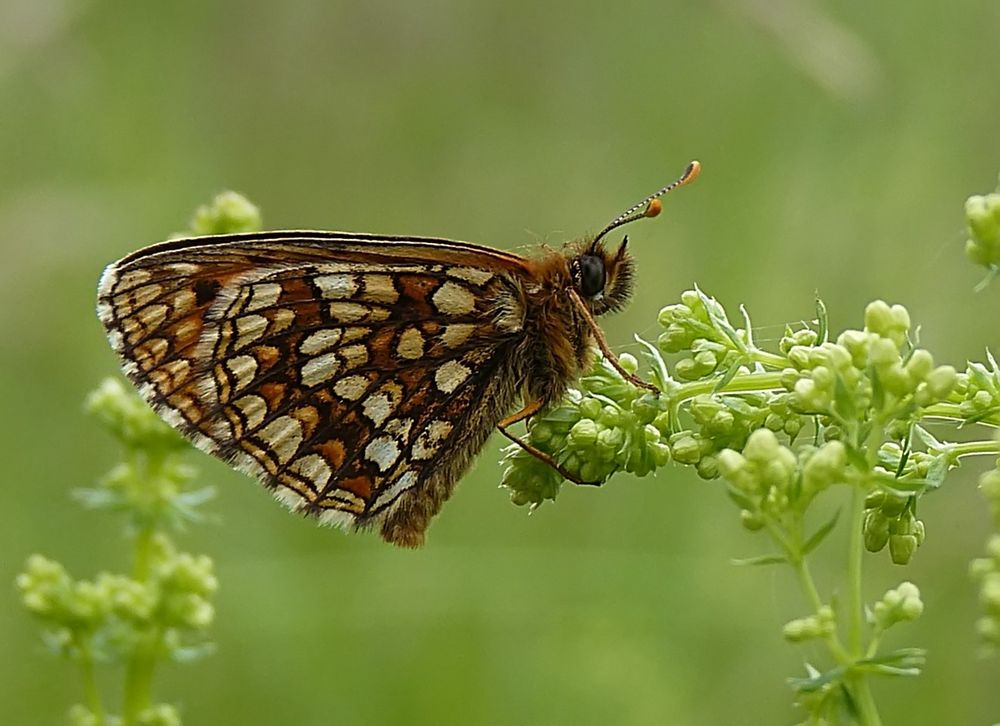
[592,160,701,247]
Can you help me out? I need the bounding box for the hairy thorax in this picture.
[516,251,595,405]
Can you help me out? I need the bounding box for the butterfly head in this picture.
[570,237,635,315]
[571,160,700,316]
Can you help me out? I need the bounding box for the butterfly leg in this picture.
[497,400,602,486]
[566,288,659,394]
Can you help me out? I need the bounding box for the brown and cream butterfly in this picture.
[97,161,700,547]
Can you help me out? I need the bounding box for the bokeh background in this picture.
[3,0,999,723]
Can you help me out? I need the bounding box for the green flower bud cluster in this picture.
[781,303,957,426]
[964,180,1000,269]
[958,356,1000,424]
[717,430,848,530]
[678,394,772,480]
[658,290,736,356]
[86,378,187,454]
[16,546,217,659]
[783,605,836,643]
[872,581,924,630]
[862,491,926,565]
[502,354,672,507]
[656,289,760,382]
[80,378,215,530]
[717,429,797,515]
[18,376,219,725]
[972,469,1000,650]
[186,190,261,237]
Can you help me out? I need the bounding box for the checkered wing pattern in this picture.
[97,231,531,545]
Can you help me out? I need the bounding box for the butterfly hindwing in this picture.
[98,232,530,545]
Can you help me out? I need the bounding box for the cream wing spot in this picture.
[172,289,197,316]
[118,269,152,290]
[362,393,394,426]
[441,323,476,348]
[289,454,332,489]
[412,420,454,461]
[257,416,304,465]
[362,275,399,304]
[447,267,495,285]
[299,328,342,355]
[136,303,169,330]
[334,375,369,401]
[301,352,341,387]
[233,394,268,430]
[270,308,296,334]
[372,470,419,511]
[125,284,163,308]
[365,436,401,472]
[328,301,369,323]
[434,360,471,393]
[315,274,358,299]
[234,314,268,350]
[340,344,368,369]
[247,282,282,311]
[226,355,259,392]
[431,281,476,315]
[396,328,425,360]
[342,327,369,343]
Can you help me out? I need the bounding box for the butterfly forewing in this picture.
[98,232,532,545]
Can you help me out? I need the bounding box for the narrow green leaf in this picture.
[730,554,788,567]
[713,360,743,393]
[802,508,841,555]
[815,295,829,343]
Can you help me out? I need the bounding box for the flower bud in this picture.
[905,349,935,381]
[579,396,603,420]
[618,353,639,375]
[670,434,702,465]
[567,418,599,448]
[874,581,923,628]
[189,191,262,236]
[925,365,958,400]
[864,510,890,552]
[742,429,781,464]
[889,533,918,565]
[658,303,692,326]
[740,509,764,531]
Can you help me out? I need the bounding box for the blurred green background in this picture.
[2,0,998,723]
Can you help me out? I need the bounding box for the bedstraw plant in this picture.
[16,192,260,726]
[503,182,1000,724]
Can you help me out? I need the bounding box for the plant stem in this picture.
[74,633,106,725]
[845,486,882,726]
[673,371,786,404]
[846,484,867,656]
[949,439,1000,458]
[922,402,1000,428]
[841,422,885,726]
[122,630,160,726]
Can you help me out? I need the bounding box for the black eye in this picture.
[577,254,606,297]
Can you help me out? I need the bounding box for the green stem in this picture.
[121,631,160,726]
[672,371,786,404]
[922,402,1000,428]
[841,422,885,726]
[846,483,867,656]
[751,349,790,370]
[790,556,853,665]
[74,633,106,725]
[948,439,1000,458]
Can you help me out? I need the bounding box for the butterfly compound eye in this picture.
[577,254,606,297]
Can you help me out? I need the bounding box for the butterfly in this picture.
[97,161,700,547]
